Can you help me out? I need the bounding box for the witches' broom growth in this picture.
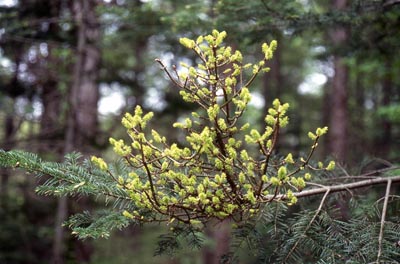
[2,31,400,262]
[0,30,335,232]
[93,29,334,226]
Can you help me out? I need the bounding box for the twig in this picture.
[337,162,350,176]
[155,59,184,88]
[284,188,330,262]
[374,195,400,205]
[376,179,392,263]
[263,175,400,201]
[383,0,400,8]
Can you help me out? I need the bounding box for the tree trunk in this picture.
[327,0,350,221]
[376,60,392,158]
[202,220,231,264]
[52,0,100,262]
[262,34,282,111]
[262,33,284,152]
[72,0,100,147]
[0,43,24,205]
[328,0,349,163]
[329,56,348,162]
[0,105,15,206]
[351,67,366,163]
[322,78,332,158]
[39,47,63,154]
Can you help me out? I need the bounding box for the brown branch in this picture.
[155,59,184,88]
[244,59,266,88]
[263,175,400,201]
[377,179,391,263]
[383,0,400,8]
[287,136,320,178]
[137,135,160,207]
[285,188,330,262]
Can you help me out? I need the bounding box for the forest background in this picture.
[0,0,399,263]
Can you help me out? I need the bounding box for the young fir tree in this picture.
[1,30,399,263]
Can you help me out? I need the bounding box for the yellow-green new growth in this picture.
[91,156,108,171]
[96,30,334,228]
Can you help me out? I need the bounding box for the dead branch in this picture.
[377,179,392,262]
[264,175,400,201]
[284,189,331,262]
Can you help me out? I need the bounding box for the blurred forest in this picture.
[0,0,399,263]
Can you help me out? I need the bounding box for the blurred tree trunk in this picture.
[39,47,63,153]
[202,220,231,264]
[376,60,392,158]
[262,33,283,153]
[129,0,147,107]
[40,77,61,136]
[131,39,147,107]
[351,68,365,163]
[262,34,282,110]
[0,105,15,205]
[52,0,100,263]
[322,78,332,158]
[1,51,22,205]
[72,0,100,147]
[39,0,62,145]
[328,0,349,163]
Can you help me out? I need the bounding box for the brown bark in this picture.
[328,0,349,163]
[262,33,284,153]
[52,197,68,264]
[1,47,22,205]
[329,55,348,161]
[349,68,366,163]
[39,47,63,154]
[40,78,61,136]
[376,60,392,158]
[71,0,100,147]
[266,174,400,200]
[0,106,15,206]
[52,1,100,263]
[202,220,231,264]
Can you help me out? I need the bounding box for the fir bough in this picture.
[1,30,400,261]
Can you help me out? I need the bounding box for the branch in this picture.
[284,188,330,262]
[263,175,400,201]
[383,0,400,8]
[155,59,184,88]
[377,179,392,263]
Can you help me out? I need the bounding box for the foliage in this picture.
[1,30,400,262]
[226,196,400,263]
[2,30,332,227]
[98,30,334,227]
[378,104,400,123]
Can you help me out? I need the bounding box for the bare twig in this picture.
[337,162,350,176]
[374,195,400,204]
[155,59,184,88]
[383,0,400,8]
[377,179,392,263]
[284,188,331,262]
[263,175,400,201]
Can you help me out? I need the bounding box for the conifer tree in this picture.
[1,30,399,263]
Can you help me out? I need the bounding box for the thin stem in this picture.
[138,137,159,206]
[244,60,266,88]
[377,179,392,263]
[155,59,184,88]
[284,188,330,262]
[263,175,400,201]
[286,136,320,178]
[263,115,281,176]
